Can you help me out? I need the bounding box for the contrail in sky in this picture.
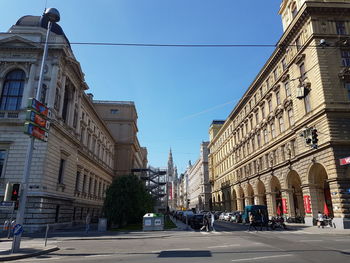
[179,100,236,121]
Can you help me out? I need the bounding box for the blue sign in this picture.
[13,224,23,236]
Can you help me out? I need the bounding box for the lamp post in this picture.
[12,8,60,253]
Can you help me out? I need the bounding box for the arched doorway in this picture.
[271,176,282,216]
[286,171,304,218]
[225,191,232,211]
[308,163,333,217]
[231,189,238,211]
[217,194,222,211]
[257,180,267,205]
[237,186,245,211]
[247,184,254,205]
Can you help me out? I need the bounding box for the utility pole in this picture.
[12,8,60,252]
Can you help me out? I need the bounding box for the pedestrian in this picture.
[259,210,268,231]
[211,212,216,231]
[200,215,207,231]
[248,212,258,232]
[85,213,91,234]
[317,211,324,228]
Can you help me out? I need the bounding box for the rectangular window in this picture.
[54,88,61,111]
[264,129,268,144]
[279,117,285,133]
[75,171,80,191]
[82,174,86,193]
[336,21,346,35]
[282,57,287,71]
[0,150,6,177]
[261,105,265,119]
[73,108,78,128]
[288,108,295,126]
[268,99,272,113]
[255,112,259,124]
[266,78,270,90]
[250,118,253,130]
[58,159,65,184]
[88,177,92,194]
[341,50,350,67]
[276,91,281,105]
[257,133,261,147]
[271,123,276,138]
[285,81,291,97]
[273,68,278,81]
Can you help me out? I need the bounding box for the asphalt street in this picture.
[14,221,350,263]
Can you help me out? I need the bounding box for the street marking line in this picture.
[18,258,62,262]
[84,254,111,258]
[212,231,221,234]
[231,254,293,262]
[208,244,240,248]
[300,240,323,242]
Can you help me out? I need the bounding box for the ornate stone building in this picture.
[187,142,211,212]
[0,13,146,231]
[208,0,350,229]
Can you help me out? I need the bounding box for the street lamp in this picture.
[12,8,61,253]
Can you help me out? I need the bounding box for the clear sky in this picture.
[1,0,283,173]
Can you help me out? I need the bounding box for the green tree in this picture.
[103,175,154,228]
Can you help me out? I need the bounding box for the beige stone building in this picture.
[0,14,146,231]
[208,0,350,229]
[93,101,148,176]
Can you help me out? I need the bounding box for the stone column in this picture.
[58,75,66,118]
[47,64,59,108]
[21,63,36,108]
[301,184,313,226]
[266,192,276,217]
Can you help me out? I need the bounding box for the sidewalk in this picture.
[170,216,193,231]
[0,238,59,262]
[285,223,350,235]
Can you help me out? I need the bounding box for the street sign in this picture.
[340,156,350,166]
[26,110,50,130]
[0,201,15,211]
[27,98,51,118]
[13,224,23,236]
[24,122,49,142]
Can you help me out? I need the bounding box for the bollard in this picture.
[44,224,49,247]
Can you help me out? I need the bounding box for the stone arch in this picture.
[247,183,254,205]
[235,185,245,211]
[231,188,238,211]
[0,64,29,79]
[286,170,305,218]
[224,190,232,211]
[270,175,282,216]
[256,180,267,205]
[308,163,333,217]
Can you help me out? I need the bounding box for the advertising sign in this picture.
[24,123,49,142]
[303,195,311,214]
[27,98,51,118]
[26,110,50,130]
[282,198,288,214]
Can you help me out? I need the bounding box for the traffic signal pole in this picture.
[12,21,53,253]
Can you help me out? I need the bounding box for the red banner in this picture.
[340,156,350,166]
[303,195,311,214]
[282,198,288,214]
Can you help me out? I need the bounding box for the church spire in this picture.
[167,148,174,182]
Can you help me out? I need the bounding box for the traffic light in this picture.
[11,184,20,201]
[311,128,318,149]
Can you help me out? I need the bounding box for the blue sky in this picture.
[1,0,283,173]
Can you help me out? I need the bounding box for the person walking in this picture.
[248,212,258,232]
[317,211,324,228]
[210,212,216,231]
[259,210,268,231]
[85,213,91,234]
[200,215,207,231]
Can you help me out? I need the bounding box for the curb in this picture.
[58,235,170,241]
[0,246,59,262]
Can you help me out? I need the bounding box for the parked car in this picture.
[219,212,226,220]
[230,211,243,223]
[223,212,234,221]
[190,214,204,230]
[214,211,222,220]
[182,210,194,224]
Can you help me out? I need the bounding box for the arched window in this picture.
[291,2,297,18]
[0,69,25,110]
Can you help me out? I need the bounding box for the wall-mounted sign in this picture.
[340,156,350,166]
[303,195,311,214]
[282,198,288,214]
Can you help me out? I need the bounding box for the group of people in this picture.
[200,213,215,232]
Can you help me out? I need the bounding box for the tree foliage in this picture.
[103,175,154,227]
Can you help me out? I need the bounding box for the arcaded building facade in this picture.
[208,0,350,229]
